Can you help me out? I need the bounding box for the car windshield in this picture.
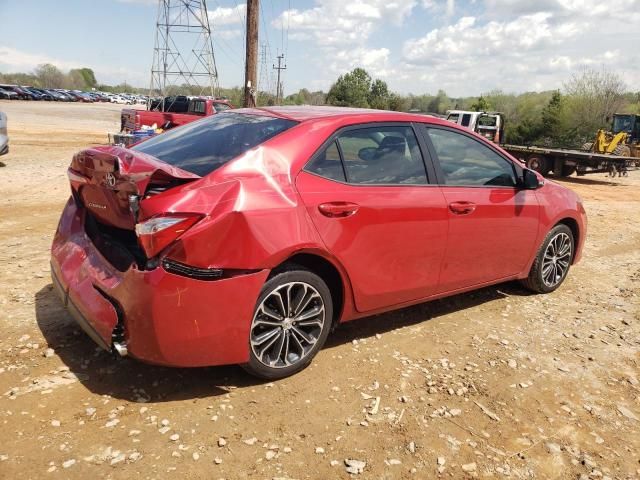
[132,112,298,176]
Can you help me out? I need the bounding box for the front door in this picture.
[421,126,540,292]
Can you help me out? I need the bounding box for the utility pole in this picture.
[243,0,259,108]
[273,54,287,105]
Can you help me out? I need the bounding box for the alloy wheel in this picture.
[250,282,326,369]
[541,232,572,287]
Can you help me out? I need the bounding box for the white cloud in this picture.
[208,3,246,27]
[0,45,148,87]
[397,0,640,95]
[273,0,416,47]
[115,0,156,5]
[0,46,80,71]
[272,0,416,89]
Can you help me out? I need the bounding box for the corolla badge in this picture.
[87,202,107,210]
[105,172,116,188]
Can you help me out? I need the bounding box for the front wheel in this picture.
[522,224,574,293]
[243,267,333,379]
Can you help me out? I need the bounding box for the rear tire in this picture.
[581,142,594,152]
[558,165,576,177]
[242,266,333,379]
[526,155,550,175]
[612,144,631,157]
[521,224,574,294]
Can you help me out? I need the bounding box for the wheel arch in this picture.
[269,251,352,328]
[555,217,580,264]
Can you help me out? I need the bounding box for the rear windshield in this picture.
[132,112,298,176]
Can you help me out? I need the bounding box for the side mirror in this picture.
[522,168,541,189]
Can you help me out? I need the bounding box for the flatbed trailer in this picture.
[502,144,640,177]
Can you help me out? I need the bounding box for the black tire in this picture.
[581,142,594,152]
[526,155,550,175]
[242,266,333,379]
[521,224,574,294]
[612,144,631,157]
[558,165,576,177]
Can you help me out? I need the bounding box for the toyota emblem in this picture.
[105,172,116,188]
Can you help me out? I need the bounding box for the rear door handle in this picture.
[449,201,476,215]
[318,202,360,218]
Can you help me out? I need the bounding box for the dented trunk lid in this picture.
[68,146,200,230]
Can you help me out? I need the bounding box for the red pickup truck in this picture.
[120,97,234,133]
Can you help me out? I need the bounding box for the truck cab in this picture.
[445,110,504,144]
[612,114,640,142]
[119,97,234,136]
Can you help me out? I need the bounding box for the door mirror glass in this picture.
[522,168,540,189]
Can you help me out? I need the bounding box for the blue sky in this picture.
[1,0,638,97]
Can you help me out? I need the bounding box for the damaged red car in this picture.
[51,107,587,379]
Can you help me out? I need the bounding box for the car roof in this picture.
[234,105,452,125]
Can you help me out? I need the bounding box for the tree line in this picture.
[2,63,638,148]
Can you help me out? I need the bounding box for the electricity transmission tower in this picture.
[149,0,219,102]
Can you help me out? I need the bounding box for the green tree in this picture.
[34,63,66,88]
[69,68,97,89]
[389,93,409,112]
[326,68,372,108]
[564,67,626,142]
[368,79,390,110]
[470,95,491,112]
[427,90,451,114]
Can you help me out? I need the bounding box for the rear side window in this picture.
[425,128,516,187]
[132,113,297,176]
[306,141,346,182]
[189,101,206,115]
[214,103,232,113]
[306,125,427,185]
[339,126,427,185]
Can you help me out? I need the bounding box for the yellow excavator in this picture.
[582,113,640,158]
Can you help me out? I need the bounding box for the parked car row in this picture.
[0,84,149,105]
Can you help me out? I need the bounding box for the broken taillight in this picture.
[135,214,202,258]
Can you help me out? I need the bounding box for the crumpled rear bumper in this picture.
[50,197,269,367]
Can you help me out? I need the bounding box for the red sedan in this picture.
[51,107,587,378]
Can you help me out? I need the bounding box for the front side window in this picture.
[426,128,516,187]
[132,113,297,177]
[338,126,427,185]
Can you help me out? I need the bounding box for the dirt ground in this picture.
[0,100,638,480]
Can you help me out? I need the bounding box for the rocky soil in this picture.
[0,100,638,479]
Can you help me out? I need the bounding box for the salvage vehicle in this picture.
[51,107,587,379]
[0,111,8,155]
[119,97,234,134]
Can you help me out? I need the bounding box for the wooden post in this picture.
[244,0,259,107]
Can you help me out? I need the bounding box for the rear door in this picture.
[419,126,540,292]
[296,123,449,312]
